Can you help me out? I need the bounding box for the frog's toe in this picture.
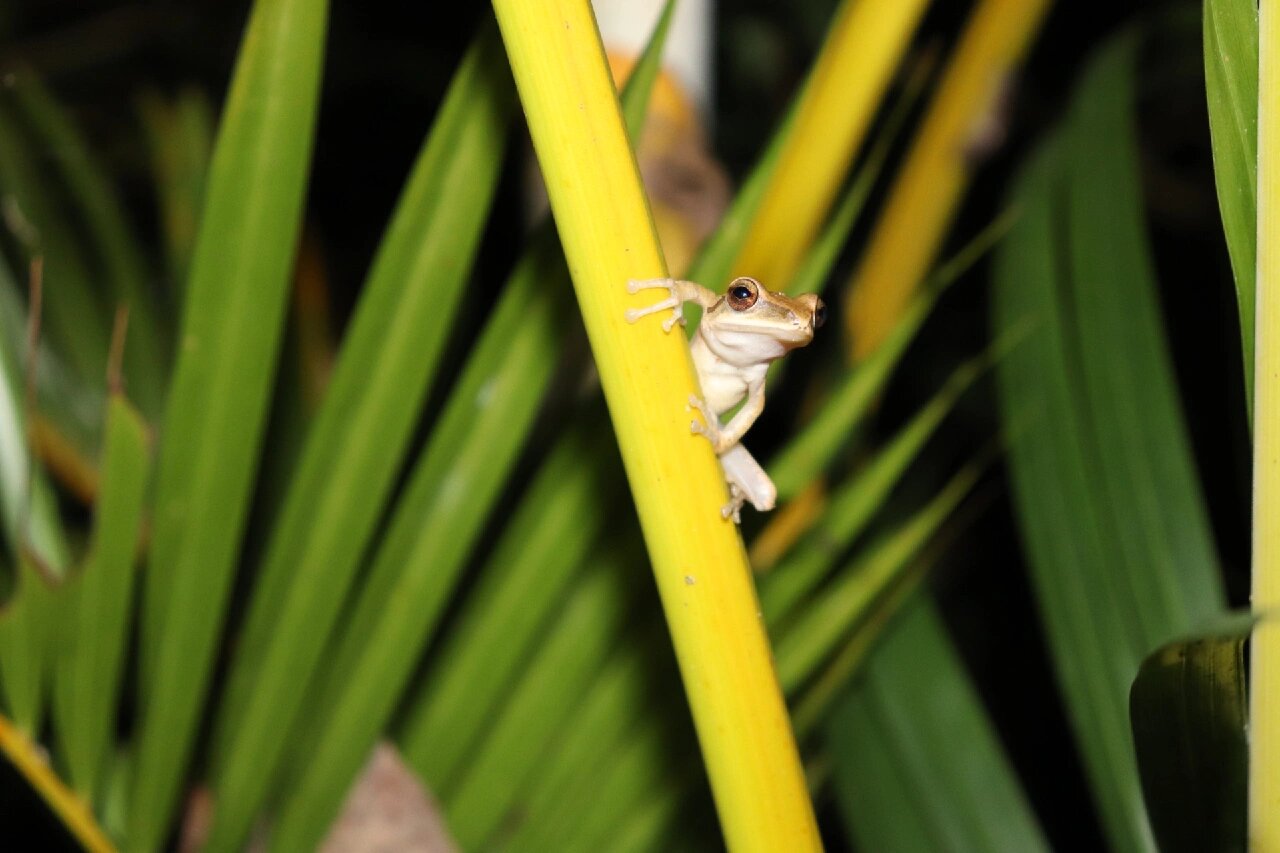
[627,277,673,294]
[721,493,745,523]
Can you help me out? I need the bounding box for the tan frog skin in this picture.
[626,275,825,521]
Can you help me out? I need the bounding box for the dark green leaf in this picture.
[994,29,1226,852]
[1130,615,1251,853]
[829,596,1049,853]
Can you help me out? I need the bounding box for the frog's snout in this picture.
[813,298,827,331]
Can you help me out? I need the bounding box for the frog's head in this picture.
[705,277,826,351]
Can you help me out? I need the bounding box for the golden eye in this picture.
[726,277,759,310]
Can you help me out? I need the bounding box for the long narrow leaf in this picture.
[129,0,327,844]
[996,137,1154,853]
[54,396,150,802]
[486,624,671,851]
[1204,0,1259,412]
[995,29,1225,850]
[0,559,57,733]
[1064,31,1224,635]
[0,265,70,735]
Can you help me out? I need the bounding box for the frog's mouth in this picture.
[715,315,814,342]
[703,320,814,357]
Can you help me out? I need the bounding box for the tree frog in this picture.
[626,275,826,521]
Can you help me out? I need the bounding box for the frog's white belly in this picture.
[691,333,763,414]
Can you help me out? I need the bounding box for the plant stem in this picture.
[488,1,819,849]
[1253,2,1280,848]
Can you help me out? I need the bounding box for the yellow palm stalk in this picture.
[845,0,1050,357]
[734,0,929,286]
[0,715,114,852]
[489,1,820,850]
[1253,2,1280,847]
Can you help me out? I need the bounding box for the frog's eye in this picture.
[726,278,759,310]
[814,299,827,329]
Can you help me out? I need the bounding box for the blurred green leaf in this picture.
[0,261,103,472]
[0,260,70,736]
[1129,614,1251,853]
[1064,33,1223,630]
[8,73,169,416]
[397,419,620,789]
[0,109,109,388]
[54,395,150,801]
[556,708,698,853]
[773,458,982,690]
[129,0,328,844]
[994,29,1225,853]
[486,623,673,851]
[0,267,70,576]
[768,212,1010,501]
[1204,0,1258,416]
[203,24,515,850]
[762,354,984,622]
[138,89,215,289]
[444,546,642,847]
[0,558,57,734]
[790,534,939,737]
[829,596,1049,852]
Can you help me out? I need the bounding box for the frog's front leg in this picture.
[626,278,719,332]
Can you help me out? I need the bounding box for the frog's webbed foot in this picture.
[625,278,686,332]
[687,394,727,453]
